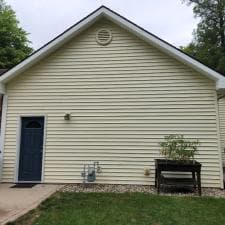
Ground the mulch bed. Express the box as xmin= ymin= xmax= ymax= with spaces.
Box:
xmin=61 ymin=183 xmax=225 ymax=198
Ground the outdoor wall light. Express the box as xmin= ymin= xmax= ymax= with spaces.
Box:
xmin=64 ymin=113 xmax=71 ymax=120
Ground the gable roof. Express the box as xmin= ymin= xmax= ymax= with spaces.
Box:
xmin=0 ymin=5 xmax=225 ymax=92
xmin=0 ymin=69 xmax=7 ymax=75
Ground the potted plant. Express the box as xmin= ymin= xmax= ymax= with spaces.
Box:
xmin=159 ymin=134 xmax=200 ymax=164
xmin=155 ymin=135 xmax=202 ymax=195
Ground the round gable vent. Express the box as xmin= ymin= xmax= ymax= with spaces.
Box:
xmin=96 ymin=29 xmax=112 ymax=46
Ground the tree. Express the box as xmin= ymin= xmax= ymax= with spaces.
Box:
xmin=181 ymin=0 xmax=225 ymax=75
xmin=0 ymin=0 xmax=33 ymax=69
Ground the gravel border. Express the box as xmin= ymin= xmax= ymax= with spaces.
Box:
xmin=61 ymin=183 xmax=225 ymax=198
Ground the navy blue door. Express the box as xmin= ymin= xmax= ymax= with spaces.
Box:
xmin=18 ymin=117 xmax=44 ymax=182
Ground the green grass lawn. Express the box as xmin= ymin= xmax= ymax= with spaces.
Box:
xmin=9 ymin=192 xmax=225 ymax=225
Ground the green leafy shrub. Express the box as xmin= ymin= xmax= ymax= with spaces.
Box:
xmin=159 ymin=135 xmax=199 ymax=161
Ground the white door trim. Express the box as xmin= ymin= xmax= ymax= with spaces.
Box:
xmin=14 ymin=115 xmax=47 ymax=183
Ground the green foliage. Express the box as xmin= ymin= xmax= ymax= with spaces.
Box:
xmin=159 ymin=134 xmax=199 ymax=160
xmin=9 ymin=192 xmax=225 ymax=225
xmin=0 ymin=0 xmax=33 ymax=69
xmin=181 ymin=0 xmax=225 ymax=75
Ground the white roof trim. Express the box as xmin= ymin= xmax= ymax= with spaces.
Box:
xmin=1 ymin=6 xmax=225 ymax=90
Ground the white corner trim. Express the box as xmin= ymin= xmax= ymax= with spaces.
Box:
xmin=0 ymin=83 xmax=6 ymax=94
xmin=0 ymin=6 xmax=225 ymax=89
xmin=215 ymin=94 xmax=224 ymax=189
xmin=0 ymin=95 xmax=8 ymax=182
xmin=216 ymin=79 xmax=225 ymax=90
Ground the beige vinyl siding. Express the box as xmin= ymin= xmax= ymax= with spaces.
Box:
xmin=2 ymin=19 xmax=222 ymax=187
xmin=218 ymin=97 xmax=225 ymax=165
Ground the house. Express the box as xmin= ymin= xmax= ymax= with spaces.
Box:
xmin=0 ymin=69 xmax=8 ymax=75
xmin=0 ymin=6 xmax=225 ymax=188
xmin=0 ymin=70 xmax=8 ymax=128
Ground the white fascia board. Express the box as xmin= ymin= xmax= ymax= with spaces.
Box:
xmin=216 ymin=79 xmax=225 ymax=90
xmin=0 ymin=8 xmax=106 ymax=84
xmin=0 ymin=6 xmax=225 ymax=90
xmin=102 ymin=10 xmax=225 ymax=90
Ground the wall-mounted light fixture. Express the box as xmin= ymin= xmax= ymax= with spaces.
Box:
xmin=64 ymin=113 xmax=71 ymax=120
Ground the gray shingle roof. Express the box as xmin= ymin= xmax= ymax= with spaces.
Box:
xmin=0 ymin=69 xmax=7 ymax=75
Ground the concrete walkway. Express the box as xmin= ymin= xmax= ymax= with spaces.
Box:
xmin=0 ymin=183 xmax=62 ymax=225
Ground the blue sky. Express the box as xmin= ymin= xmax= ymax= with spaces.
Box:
xmin=6 ymin=0 xmax=199 ymax=49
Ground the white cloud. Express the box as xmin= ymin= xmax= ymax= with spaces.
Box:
xmin=6 ymin=0 xmax=199 ymax=49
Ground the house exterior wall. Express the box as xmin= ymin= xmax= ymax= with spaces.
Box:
xmin=0 ymin=96 xmax=2 ymax=127
xmin=1 ymin=19 xmax=222 ymax=187
xmin=218 ymin=97 xmax=225 ymax=165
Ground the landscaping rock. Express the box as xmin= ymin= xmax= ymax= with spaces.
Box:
xmin=62 ymin=184 xmax=155 ymax=194
xmin=61 ymin=184 xmax=225 ymax=198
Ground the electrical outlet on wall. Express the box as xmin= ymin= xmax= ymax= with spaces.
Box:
xmin=144 ymin=167 xmax=151 ymax=176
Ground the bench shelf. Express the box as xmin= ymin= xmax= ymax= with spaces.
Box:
xmin=155 ymin=159 xmax=202 ymax=196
